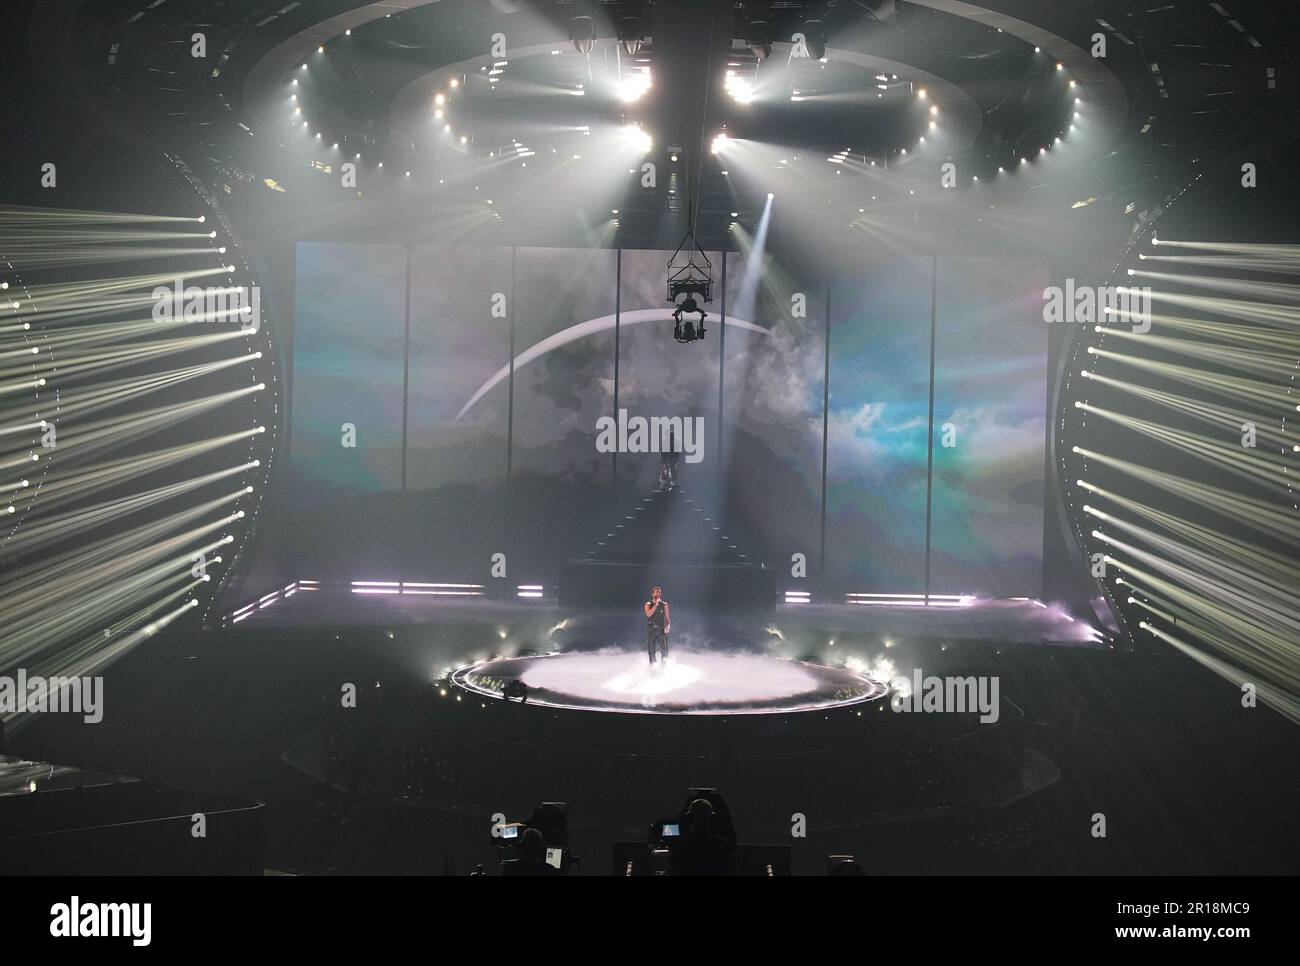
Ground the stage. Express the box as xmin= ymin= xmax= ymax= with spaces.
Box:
xmin=451 ymin=650 xmax=890 ymax=715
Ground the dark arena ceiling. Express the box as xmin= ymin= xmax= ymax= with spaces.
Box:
xmin=7 ymin=0 xmax=1300 ymax=252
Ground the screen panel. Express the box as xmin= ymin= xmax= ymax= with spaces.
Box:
xmin=721 ymin=251 xmax=826 ymax=576
xmin=402 ymin=244 xmax=513 ymax=578
xmin=930 ymin=256 xmax=1048 ymax=597
xmin=825 ymin=255 xmax=933 ymax=591
xmin=288 ymin=241 xmax=406 ymax=579
xmin=290 ymin=241 xmax=405 ymax=491
xmin=406 ymin=244 xmax=511 ymax=490
xmin=508 ymin=246 xmax=619 ymax=579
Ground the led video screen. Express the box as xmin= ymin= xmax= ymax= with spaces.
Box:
xmin=288 ymin=244 xmax=1048 ymax=594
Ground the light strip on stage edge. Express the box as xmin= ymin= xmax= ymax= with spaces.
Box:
xmin=223 ymin=578 xmax=494 ymax=623
xmin=847 ymin=599 xmax=972 ymax=608
xmin=844 ymin=593 xmax=977 ymax=607
xmin=846 ymin=593 xmax=970 ymax=600
xmin=401 ymin=590 xmax=485 ymax=596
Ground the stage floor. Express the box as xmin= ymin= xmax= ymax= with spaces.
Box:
xmin=220 ymin=584 xmax=1109 ymax=648
xmin=451 ymin=649 xmax=890 ymax=715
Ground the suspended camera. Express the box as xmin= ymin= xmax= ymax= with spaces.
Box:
xmin=666 ymin=230 xmax=712 ymax=344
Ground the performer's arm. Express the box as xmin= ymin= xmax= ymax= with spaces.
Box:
xmin=644 ymin=601 xmax=655 ymax=618
xmin=664 ymin=602 xmax=670 ymax=633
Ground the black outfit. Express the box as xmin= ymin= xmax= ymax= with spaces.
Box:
xmin=657 ymin=449 xmax=680 ymax=491
xmin=646 ymin=599 xmax=668 ymax=663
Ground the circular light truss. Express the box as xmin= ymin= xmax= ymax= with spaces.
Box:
xmin=0 ymin=155 xmax=279 ymax=703
xmin=270 ymin=22 xmax=1089 ymax=189
xmin=1057 ymin=173 xmax=1300 ymax=723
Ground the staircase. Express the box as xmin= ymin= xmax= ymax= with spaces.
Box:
xmin=558 ymin=487 xmax=774 ymax=609
xmin=583 ymin=488 xmax=748 ymax=566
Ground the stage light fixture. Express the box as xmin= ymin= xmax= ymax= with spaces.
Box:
xmin=747 ymin=19 xmax=772 ymax=60
xmin=724 ymin=70 xmax=754 ymax=103
xmin=618 ymin=15 xmax=645 ymax=56
xmin=619 ymin=69 xmax=652 ymax=102
xmin=800 ymin=19 xmax=827 ymax=61
xmin=625 ymin=125 xmax=652 ymax=152
xmin=570 ymin=15 xmax=596 ymax=54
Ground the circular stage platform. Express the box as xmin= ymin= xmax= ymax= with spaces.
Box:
xmin=451 ymin=649 xmax=890 ymax=715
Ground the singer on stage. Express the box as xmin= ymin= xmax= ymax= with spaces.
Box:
xmin=644 ymin=586 xmax=671 ymax=663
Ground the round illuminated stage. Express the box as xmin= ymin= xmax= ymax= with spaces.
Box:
xmin=451 ymin=649 xmax=890 ymax=715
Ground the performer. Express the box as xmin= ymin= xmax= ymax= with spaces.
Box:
xmin=657 ymin=429 xmax=681 ymax=491
xmin=644 ymin=585 xmax=671 ymax=663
